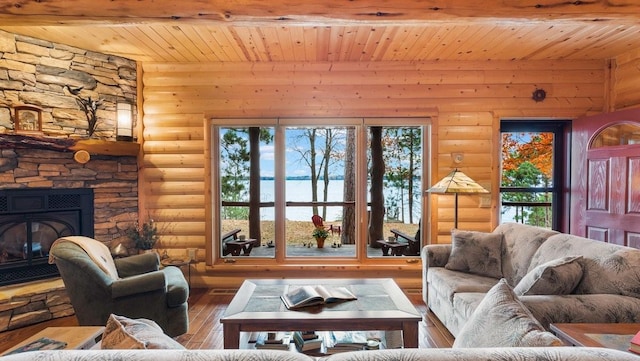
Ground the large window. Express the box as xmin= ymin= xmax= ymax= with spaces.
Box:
xmin=211 ymin=118 xmax=430 ymax=262
xmin=500 ymin=120 xmax=569 ymax=230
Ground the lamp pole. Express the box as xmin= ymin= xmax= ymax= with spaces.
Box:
xmin=454 ymin=192 xmax=459 ymax=229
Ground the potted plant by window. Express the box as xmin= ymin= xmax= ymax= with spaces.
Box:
xmin=311 ymin=227 xmax=329 ymax=248
xmin=127 ymin=219 xmax=159 ymax=253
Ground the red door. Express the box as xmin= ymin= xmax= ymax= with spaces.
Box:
xmin=570 ymin=108 xmax=640 ymax=248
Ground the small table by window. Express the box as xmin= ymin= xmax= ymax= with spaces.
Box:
xmin=376 ymin=240 xmax=408 ymax=256
xmin=225 ymin=239 xmax=257 ymax=256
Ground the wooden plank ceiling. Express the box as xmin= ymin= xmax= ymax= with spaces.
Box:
xmin=1 ymin=0 xmax=640 ymax=63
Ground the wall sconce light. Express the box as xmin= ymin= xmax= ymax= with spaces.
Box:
xmin=116 ymin=101 xmax=133 ymax=141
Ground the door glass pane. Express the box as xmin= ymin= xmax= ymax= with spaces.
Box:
xmin=367 ymin=126 xmax=422 ymax=258
xmin=284 ymin=126 xmax=354 ymax=257
xmin=219 ymin=126 xmax=275 ymax=257
xmin=590 ymin=122 xmax=640 ymax=148
xmin=500 ymin=132 xmax=554 ymax=227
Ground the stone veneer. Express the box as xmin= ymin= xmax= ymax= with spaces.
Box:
xmin=0 ymin=29 xmax=139 ymax=330
xmin=0 ymin=279 xmax=73 ymax=332
xmin=0 ymin=30 xmax=136 ymax=138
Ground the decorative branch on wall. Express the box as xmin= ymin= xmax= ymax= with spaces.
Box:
xmin=65 ymin=85 xmax=103 ymax=137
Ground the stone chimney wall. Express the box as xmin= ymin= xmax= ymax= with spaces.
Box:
xmin=0 ymin=30 xmax=139 ymax=330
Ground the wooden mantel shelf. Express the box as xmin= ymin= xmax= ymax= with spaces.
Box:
xmin=0 ymin=134 xmax=140 ymax=156
xmin=70 ymin=139 xmax=140 ymax=156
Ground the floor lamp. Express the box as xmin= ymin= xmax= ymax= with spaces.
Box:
xmin=427 ymin=169 xmax=489 ymax=229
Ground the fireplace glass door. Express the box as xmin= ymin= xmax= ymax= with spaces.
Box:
xmin=0 ymin=211 xmax=80 ymax=285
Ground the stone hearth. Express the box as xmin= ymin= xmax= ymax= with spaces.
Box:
xmin=0 ymin=278 xmax=73 ymax=332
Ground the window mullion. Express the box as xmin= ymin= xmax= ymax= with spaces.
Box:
xmin=274 ymin=124 xmax=287 ymax=261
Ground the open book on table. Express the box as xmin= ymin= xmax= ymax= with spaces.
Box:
xmin=281 ymin=285 xmax=357 ymax=310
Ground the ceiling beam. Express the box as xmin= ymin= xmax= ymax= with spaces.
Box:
xmin=0 ymin=0 xmax=639 ymax=26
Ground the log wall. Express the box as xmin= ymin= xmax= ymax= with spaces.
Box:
xmin=614 ymin=49 xmax=640 ymax=110
xmin=141 ymin=60 xmax=608 ymax=267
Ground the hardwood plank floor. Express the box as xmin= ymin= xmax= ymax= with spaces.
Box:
xmin=0 ymin=288 xmax=453 ymax=353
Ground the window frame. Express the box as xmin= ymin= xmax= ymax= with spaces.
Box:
xmin=205 ymin=117 xmax=431 ymax=267
xmin=499 ymin=120 xmax=570 ymax=231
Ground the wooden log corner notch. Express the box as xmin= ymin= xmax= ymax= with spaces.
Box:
xmin=0 ymin=134 xmax=140 ymax=157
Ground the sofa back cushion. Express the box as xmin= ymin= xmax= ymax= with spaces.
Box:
xmin=445 ymin=229 xmax=503 ymax=279
xmin=513 ymin=256 xmax=583 ymax=296
xmin=492 ymin=223 xmax=558 ymax=286
xmin=530 ymin=234 xmax=640 ymax=297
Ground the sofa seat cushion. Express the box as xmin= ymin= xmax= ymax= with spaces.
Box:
xmin=514 ymin=256 xmax=583 ymax=296
xmin=428 ymin=267 xmax=498 ymax=302
xmin=452 ymin=292 xmax=486 ymax=323
xmin=453 ymin=279 xmax=563 ymax=348
xmin=521 ymin=294 xmax=640 ymax=330
xmin=445 ymin=229 xmax=504 ymax=279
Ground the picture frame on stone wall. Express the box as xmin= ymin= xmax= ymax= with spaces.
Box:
xmin=14 ymin=105 xmax=43 ymax=134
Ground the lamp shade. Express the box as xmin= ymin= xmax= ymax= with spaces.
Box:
xmin=116 ymin=101 xmax=133 ymax=141
xmin=427 ymin=169 xmax=489 ymax=194
xmin=428 ymin=169 xmax=488 ymax=229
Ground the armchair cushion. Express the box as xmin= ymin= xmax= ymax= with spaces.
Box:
xmin=111 ymin=271 xmax=167 ymax=299
xmin=453 ymin=279 xmax=563 ymax=348
xmin=102 ymin=314 xmax=185 ymax=350
xmin=514 ymin=256 xmax=583 ymax=296
xmin=445 ymin=229 xmax=503 ymax=279
xmin=114 ymin=252 xmax=160 ymax=277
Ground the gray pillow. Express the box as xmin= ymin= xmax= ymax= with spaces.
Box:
xmin=453 ymin=279 xmax=563 ymax=348
xmin=445 ymin=229 xmax=503 ymax=278
xmin=514 ymin=256 xmax=583 ymax=296
xmin=101 ymin=314 xmax=185 ymax=350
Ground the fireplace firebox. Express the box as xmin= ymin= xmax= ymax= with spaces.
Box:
xmin=0 ymin=188 xmax=94 ymax=286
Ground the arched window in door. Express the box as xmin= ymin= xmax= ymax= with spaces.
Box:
xmin=590 ymin=122 xmax=640 ymax=148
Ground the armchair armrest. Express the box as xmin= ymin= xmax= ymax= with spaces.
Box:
xmin=114 ymin=252 xmax=160 ymax=277
xmin=421 ymin=244 xmax=452 ymax=268
xmin=111 ymin=271 xmax=166 ymax=298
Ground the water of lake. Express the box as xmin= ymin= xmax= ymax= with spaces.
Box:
xmin=257 ymin=179 xmax=421 ymax=222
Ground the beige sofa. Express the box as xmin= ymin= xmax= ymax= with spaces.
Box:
xmin=422 ymin=223 xmax=640 ymax=337
xmin=1 ymin=348 xmax=638 ymax=361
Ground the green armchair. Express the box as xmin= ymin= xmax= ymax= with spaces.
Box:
xmin=49 ymin=236 xmax=189 ymax=337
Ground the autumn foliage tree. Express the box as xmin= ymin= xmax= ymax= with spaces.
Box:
xmin=501 ymin=132 xmax=554 ymax=227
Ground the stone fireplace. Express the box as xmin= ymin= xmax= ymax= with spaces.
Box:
xmin=0 ymin=143 xmax=138 ymax=331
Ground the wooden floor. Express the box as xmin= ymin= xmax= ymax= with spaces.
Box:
xmin=0 ymin=288 xmax=454 ymax=353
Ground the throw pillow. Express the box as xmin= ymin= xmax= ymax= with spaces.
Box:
xmin=445 ymin=229 xmax=503 ymax=278
xmin=514 ymin=256 xmax=583 ymax=296
xmin=101 ymin=314 xmax=185 ymax=349
xmin=453 ymin=279 xmax=563 ymax=348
